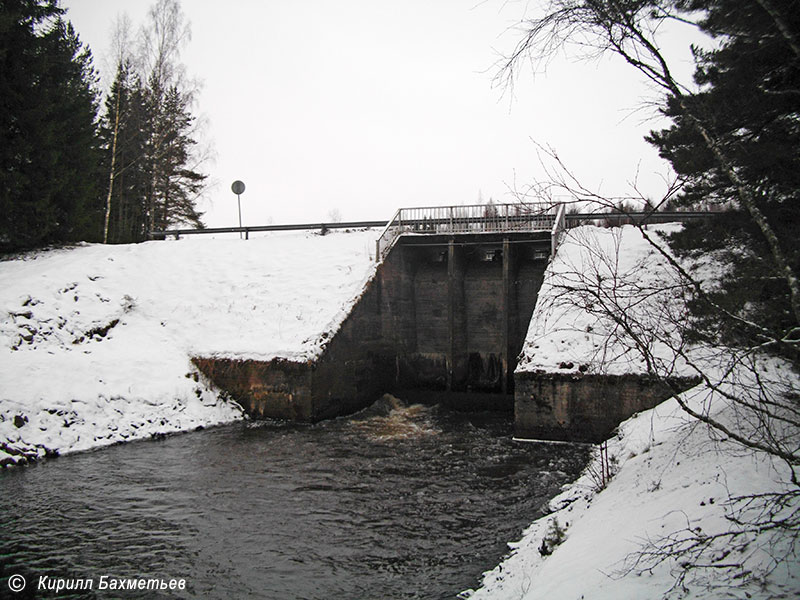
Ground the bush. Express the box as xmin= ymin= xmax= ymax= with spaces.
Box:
xmin=539 ymin=518 xmax=566 ymax=556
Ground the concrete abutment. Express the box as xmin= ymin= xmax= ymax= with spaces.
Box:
xmin=514 ymin=371 xmax=700 ymax=443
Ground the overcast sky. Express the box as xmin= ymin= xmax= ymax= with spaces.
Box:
xmin=61 ymin=0 xmax=695 ymax=229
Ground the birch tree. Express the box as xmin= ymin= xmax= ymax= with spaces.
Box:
xmin=99 ymin=0 xmax=206 ymax=242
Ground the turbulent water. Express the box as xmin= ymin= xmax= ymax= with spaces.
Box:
xmin=0 ymin=396 xmax=589 ymax=599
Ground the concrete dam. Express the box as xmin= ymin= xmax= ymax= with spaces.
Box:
xmin=193 ymin=204 xmax=689 ymax=442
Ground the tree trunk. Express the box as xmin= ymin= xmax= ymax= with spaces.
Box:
xmin=753 ymin=0 xmax=800 ymax=59
xmin=103 ymin=88 xmax=121 ymax=244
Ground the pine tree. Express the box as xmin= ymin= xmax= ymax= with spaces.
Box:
xmin=645 ymin=0 xmax=800 ymax=343
xmin=152 ymin=85 xmax=205 ymax=229
xmin=139 ymin=0 xmax=205 ymax=236
xmin=648 ymin=0 xmax=800 ymax=218
xmin=0 ymin=0 xmax=102 ymax=250
xmin=0 ymin=0 xmax=64 ymax=249
xmin=39 ymin=18 xmax=103 ymax=243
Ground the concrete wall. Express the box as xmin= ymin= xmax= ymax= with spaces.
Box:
xmin=514 ymin=371 xmax=699 ymax=443
xmin=393 ymin=235 xmax=549 ymax=404
xmin=191 ymin=357 xmax=315 ymax=420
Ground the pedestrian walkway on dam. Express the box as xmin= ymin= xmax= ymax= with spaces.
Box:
xmin=374 ymin=202 xmax=566 ymax=261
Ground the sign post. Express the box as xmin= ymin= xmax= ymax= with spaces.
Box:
xmin=231 ymin=180 xmax=246 ymax=239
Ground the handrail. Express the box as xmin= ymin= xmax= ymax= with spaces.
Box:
xmin=374 ymin=202 xmax=559 ymax=262
xmin=374 ymin=208 xmax=402 ymax=263
xmin=149 ymin=209 xmax=719 ymax=248
xmin=149 ymin=210 xmax=725 ymax=254
xmin=150 ymin=220 xmax=388 ymax=240
xmin=550 ymin=203 xmax=566 ymax=256
xmin=564 ymin=210 xmax=717 ymax=223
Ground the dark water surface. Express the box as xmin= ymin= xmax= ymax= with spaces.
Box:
xmin=1 ymin=399 xmax=589 ymax=599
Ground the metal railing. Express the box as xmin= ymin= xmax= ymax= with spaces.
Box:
xmin=148 ymin=209 xmax=717 ymax=251
xmin=149 ymin=220 xmax=388 ymax=240
xmin=375 ymin=203 xmax=559 ymax=262
xmin=550 ymin=203 xmax=566 ymax=256
xmin=148 ymin=205 xmax=725 ymax=239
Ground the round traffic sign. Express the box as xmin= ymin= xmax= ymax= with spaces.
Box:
xmin=231 ymin=180 xmax=246 ymax=195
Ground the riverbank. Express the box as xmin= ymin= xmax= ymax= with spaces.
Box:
xmin=467 ymin=364 xmax=799 ymax=599
xmin=0 ymin=230 xmax=377 ymax=466
xmin=468 ymin=224 xmax=800 ymax=599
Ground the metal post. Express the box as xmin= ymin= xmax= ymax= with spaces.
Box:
xmin=237 ymin=194 xmax=243 ymax=240
xmin=502 ymin=237 xmax=513 ymax=394
xmin=231 ymin=180 xmax=246 ymax=240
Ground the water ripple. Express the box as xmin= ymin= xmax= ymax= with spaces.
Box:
xmin=1 ymin=398 xmax=589 ymax=599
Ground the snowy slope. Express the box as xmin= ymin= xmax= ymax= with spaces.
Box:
xmin=468 ymin=223 xmax=800 ymax=599
xmin=0 ymin=229 xmax=378 ymax=465
xmin=516 ymin=224 xmax=692 ymax=377
xmin=466 ymin=365 xmax=799 ymax=600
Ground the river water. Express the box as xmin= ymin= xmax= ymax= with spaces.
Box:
xmin=1 ymin=397 xmax=589 ymax=599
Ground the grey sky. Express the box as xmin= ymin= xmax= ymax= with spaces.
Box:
xmin=62 ymin=0 xmax=690 ymax=228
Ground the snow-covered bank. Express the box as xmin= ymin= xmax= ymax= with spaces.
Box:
xmin=468 ymin=223 xmax=800 ymax=599
xmin=516 ymin=223 xmax=691 ymax=377
xmin=466 ymin=368 xmax=800 ymax=599
xmin=0 ymin=229 xmax=378 ymax=466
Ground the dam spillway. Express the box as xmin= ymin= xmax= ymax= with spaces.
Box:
xmin=193 ymin=229 xmax=553 ymax=420
xmin=193 ymin=207 xmax=699 ymax=443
